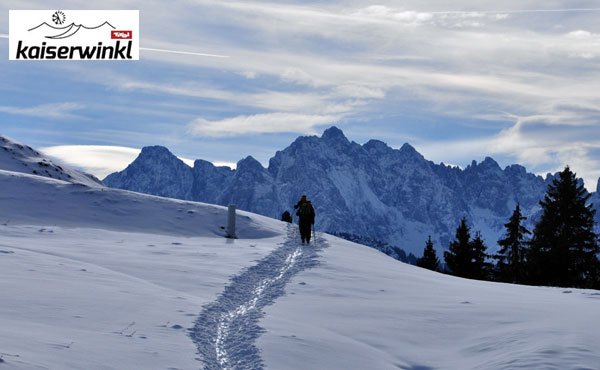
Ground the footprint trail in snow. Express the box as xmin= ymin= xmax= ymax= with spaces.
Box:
xmin=190 ymin=225 xmax=325 ymax=370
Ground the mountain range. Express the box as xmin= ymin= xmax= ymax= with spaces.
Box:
xmin=104 ymin=127 xmax=600 ymax=255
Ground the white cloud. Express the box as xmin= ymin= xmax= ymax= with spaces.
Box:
xmin=281 ymin=67 xmax=322 ymax=87
xmin=335 ymin=84 xmax=385 ymax=99
xmin=240 ymin=71 xmax=258 ymax=79
xmin=352 ymin=6 xmax=434 ymax=26
xmin=568 ymin=52 xmax=595 ymax=59
xmin=566 ymin=30 xmax=594 ymax=38
xmin=0 ymin=102 xmax=84 ymax=119
xmin=40 ymin=145 xmax=196 ymax=179
xmin=188 ymin=112 xmax=337 ymax=137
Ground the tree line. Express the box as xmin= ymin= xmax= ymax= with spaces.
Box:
xmin=416 ymin=166 xmax=600 ymax=289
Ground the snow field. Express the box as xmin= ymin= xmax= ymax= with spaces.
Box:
xmin=259 ymin=236 xmax=600 ymax=370
xmin=0 ymin=225 xmax=284 ymax=369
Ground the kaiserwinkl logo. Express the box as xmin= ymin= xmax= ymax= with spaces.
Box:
xmin=9 ymin=10 xmax=139 ymax=60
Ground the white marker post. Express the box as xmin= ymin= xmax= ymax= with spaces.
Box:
xmin=227 ymin=204 xmax=237 ymax=239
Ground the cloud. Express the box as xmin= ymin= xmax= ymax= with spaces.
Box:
xmin=240 ymin=71 xmax=258 ymax=79
xmin=566 ymin=30 xmax=594 ymax=38
xmin=40 ymin=145 xmax=196 ymax=179
xmin=335 ymin=84 xmax=385 ymax=99
xmin=3 ymin=1 xmax=600 ymax=191
xmin=188 ymin=112 xmax=337 ymax=137
xmin=280 ymin=67 xmax=322 ymax=87
xmin=351 ymin=6 xmax=434 ymax=26
xmin=417 ymin=115 xmax=600 ymax=191
xmin=0 ymin=102 xmax=84 ymax=119
xmin=491 ymin=119 xmax=600 ymax=190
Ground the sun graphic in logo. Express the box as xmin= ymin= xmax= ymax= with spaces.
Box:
xmin=52 ymin=10 xmax=66 ymax=25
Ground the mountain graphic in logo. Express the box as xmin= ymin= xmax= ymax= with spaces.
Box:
xmin=28 ymin=11 xmax=115 ymax=39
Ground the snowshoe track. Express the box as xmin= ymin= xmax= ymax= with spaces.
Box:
xmin=190 ymin=225 xmax=326 ymax=370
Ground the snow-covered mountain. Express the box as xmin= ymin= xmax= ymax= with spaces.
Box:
xmin=105 ymin=127 xmax=581 ymax=255
xmin=2 ymin=140 xmax=599 ymax=370
xmin=1 ymin=135 xmax=102 ymax=187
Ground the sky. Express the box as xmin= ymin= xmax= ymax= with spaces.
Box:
xmin=0 ymin=1 xmax=599 ymax=190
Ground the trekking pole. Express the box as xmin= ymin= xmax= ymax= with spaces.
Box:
xmin=313 ymin=224 xmax=316 ymax=243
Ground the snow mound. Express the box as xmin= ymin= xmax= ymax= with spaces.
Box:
xmin=0 ymin=134 xmax=103 ymax=187
xmin=0 ymin=170 xmax=282 ymax=238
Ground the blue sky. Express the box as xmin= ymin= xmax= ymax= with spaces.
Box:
xmin=1 ymin=1 xmax=600 ymax=190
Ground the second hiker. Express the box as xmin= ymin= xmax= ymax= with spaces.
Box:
xmin=294 ymin=195 xmax=315 ymax=244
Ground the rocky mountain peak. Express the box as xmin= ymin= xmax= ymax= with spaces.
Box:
xmin=321 ymin=126 xmax=349 ymax=144
xmin=138 ymin=145 xmax=180 ymax=162
xmin=467 ymin=157 xmax=501 ymax=172
xmin=505 ymin=164 xmax=527 ymax=175
xmin=480 ymin=156 xmax=501 ymax=170
xmin=398 ymin=143 xmax=425 ymax=162
xmin=193 ymin=159 xmax=215 ymax=171
xmin=236 ymin=155 xmax=265 ymax=173
xmin=363 ymin=139 xmax=391 ymax=154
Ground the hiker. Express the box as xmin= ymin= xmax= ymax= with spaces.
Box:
xmin=294 ymin=196 xmax=315 ymax=244
xmin=281 ymin=210 xmax=292 ymax=223
xmin=294 ymin=195 xmax=307 ymax=209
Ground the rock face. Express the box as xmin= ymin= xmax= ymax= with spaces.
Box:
xmin=104 ymin=146 xmax=193 ymax=198
xmin=104 ymin=126 xmax=596 ymax=255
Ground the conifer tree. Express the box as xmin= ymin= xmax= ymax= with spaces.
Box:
xmin=417 ymin=236 xmax=440 ymax=272
xmin=528 ymin=166 xmax=600 ymax=288
xmin=444 ymin=217 xmax=472 ymax=278
xmin=494 ymin=204 xmax=530 ymax=283
xmin=471 ymin=231 xmax=491 ymax=280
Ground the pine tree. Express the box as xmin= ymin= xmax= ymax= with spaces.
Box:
xmin=417 ymin=236 xmax=440 ymax=271
xmin=528 ymin=166 xmax=600 ymax=288
xmin=494 ymin=204 xmax=530 ymax=283
xmin=470 ymin=231 xmax=491 ymax=280
xmin=444 ymin=217 xmax=472 ymax=278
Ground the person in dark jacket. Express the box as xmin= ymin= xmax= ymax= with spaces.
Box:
xmin=281 ymin=210 xmax=292 ymax=223
xmin=294 ymin=195 xmax=307 ymax=209
xmin=295 ymin=196 xmax=315 ymax=244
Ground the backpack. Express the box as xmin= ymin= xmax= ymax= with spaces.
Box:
xmin=298 ymin=203 xmax=311 ymax=217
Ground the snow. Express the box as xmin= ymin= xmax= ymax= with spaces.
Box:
xmin=0 ymin=170 xmax=279 ymax=239
xmin=259 ymin=236 xmax=600 ymax=370
xmin=0 ymin=135 xmax=102 ymax=188
xmin=0 ymin=225 xmax=283 ymax=370
xmin=1 ymin=159 xmax=600 ymax=369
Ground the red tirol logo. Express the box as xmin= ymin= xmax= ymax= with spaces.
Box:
xmin=111 ymin=30 xmax=132 ymax=39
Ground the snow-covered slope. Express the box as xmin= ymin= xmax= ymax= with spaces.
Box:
xmin=1 ymin=149 xmax=600 ymax=369
xmin=0 ymin=135 xmax=103 ymax=187
xmin=0 ymin=167 xmax=284 ymax=369
xmin=259 ymin=236 xmax=600 ymax=369
xmin=0 ymin=170 xmax=278 ymax=238
xmin=104 ymin=127 xmax=575 ymax=255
